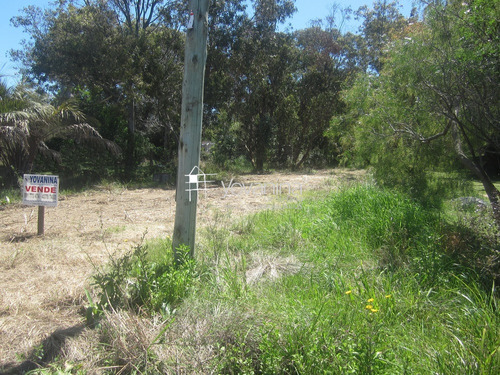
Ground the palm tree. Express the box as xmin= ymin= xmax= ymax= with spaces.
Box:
xmin=0 ymin=81 xmax=120 ymax=183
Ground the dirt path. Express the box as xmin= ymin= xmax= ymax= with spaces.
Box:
xmin=0 ymin=169 xmax=363 ymax=366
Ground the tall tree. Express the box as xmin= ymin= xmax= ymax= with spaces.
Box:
xmin=334 ymin=0 xmax=500 ymax=230
xmin=204 ymin=0 xmax=249 ymax=130
xmin=355 ymin=0 xmax=407 ymax=73
xmin=11 ymin=0 xmax=183 ymax=174
xmin=410 ymin=0 xmax=500 ymax=228
xmin=231 ymin=30 xmax=296 ymax=171
xmin=288 ymin=26 xmax=344 ymax=168
xmin=109 ymin=0 xmax=166 ymax=35
xmin=227 ymin=0 xmax=296 ymax=171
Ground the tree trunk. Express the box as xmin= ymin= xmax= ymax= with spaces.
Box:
xmin=482 ymin=180 xmax=500 ymax=234
xmin=255 ymin=153 xmax=265 ymax=172
xmin=23 ymin=137 xmax=40 ymax=175
xmin=452 ymin=124 xmax=500 ymax=233
xmin=125 ymin=98 xmax=136 ymax=176
xmin=254 ymin=115 xmax=270 ymax=172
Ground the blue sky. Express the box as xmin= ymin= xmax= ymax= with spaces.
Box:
xmin=1 ymin=0 xmax=414 ymax=86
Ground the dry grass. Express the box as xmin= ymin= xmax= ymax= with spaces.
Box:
xmin=0 ymin=169 xmax=365 ymax=371
xmin=245 ymin=252 xmax=303 ymax=284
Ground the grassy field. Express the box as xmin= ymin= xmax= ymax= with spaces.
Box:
xmin=4 ymin=182 xmax=500 ymax=374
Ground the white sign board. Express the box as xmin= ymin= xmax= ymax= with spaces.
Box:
xmin=22 ymin=174 xmax=59 ymax=207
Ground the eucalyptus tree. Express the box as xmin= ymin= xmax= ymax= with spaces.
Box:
xmin=204 ymin=0 xmax=249 ymax=129
xmin=287 ymin=26 xmax=345 ymax=168
xmin=108 ymin=0 xmax=166 ymax=35
xmin=231 ymin=30 xmax=297 ymax=171
xmin=225 ymin=0 xmax=296 ymax=171
xmin=355 ymin=0 xmax=408 ymax=73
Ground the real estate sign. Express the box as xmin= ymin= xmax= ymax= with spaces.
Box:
xmin=22 ymin=174 xmax=59 ymax=207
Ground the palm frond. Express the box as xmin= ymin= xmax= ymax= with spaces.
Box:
xmin=66 ymin=123 xmax=122 ymax=156
xmin=0 ymin=111 xmax=33 ymax=124
xmin=1 ymin=82 xmax=120 ymax=177
xmin=55 ymin=99 xmax=85 ymax=122
xmin=0 ymin=120 xmax=30 ymax=145
xmin=27 ymin=102 xmax=58 ymax=121
xmin=38 ymin=142 xmax=62 ymax=164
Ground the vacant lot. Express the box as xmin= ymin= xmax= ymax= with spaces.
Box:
xmin=0 ymin=169 xmax=363 ymax=367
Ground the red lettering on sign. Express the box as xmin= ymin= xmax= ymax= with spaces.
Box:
xmin=24 ymin=185 xmax=57 ymax=194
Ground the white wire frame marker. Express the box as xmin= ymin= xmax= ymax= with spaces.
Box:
xmin=185 ymin=166 xmax=217 ymax=202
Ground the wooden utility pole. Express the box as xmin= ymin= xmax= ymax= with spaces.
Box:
xmin=172 ymin=0 xmax=210 ymax=260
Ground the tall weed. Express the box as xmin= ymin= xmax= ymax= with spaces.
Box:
xmin=87 ymin=240 xmax=196 ymax=322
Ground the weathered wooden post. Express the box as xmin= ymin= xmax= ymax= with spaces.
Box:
xmin=172 ymin=0 xmax=210 ymax=260
xmin=38 ymin=206 xmax=45 ymax=235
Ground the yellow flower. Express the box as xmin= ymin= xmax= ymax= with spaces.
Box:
xmin=385 ymin=294 xmax=392 ymax=298
xmin=370 ymin=308 xmax=379 ymax=313
xmin=365 ymin=305 xmax=373 ymax=310
xmin=345 ymin=290 xmax=352 ymax=295
xmin=367 ymin=298 xmax=374 ymax=303
xmin=124 ymin=239 xmax=129 ymax=242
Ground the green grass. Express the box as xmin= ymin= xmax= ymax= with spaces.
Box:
xmin=0 ymin=186 xmax=20 ymax=204
xmin=192 ymin=184 xmax=498 ymax=374
xmin=71 ymin=184 xmax=500 ymax=373
xmin=472 ymin=180 xmax=500 ymax=199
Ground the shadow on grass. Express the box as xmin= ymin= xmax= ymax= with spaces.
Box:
xmin=4 ymin=233 xmax=40 ymax=243
xmin=0 ymin=324 xmax=86 ymax=375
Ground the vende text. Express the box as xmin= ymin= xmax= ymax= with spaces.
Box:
xmin=25 ymin=186 xmax=57 ymax=193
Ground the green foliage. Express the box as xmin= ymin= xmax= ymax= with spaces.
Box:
xmin=197 ymin=185 xmax=499 ymax=373
xmin=87 ymin=240 xmax=196 ymax=323
xmin=208 ymin=110 xmax=242 ymax=168
xmin=330 ymin=67 xmax=472 ymax=208
xmin=24 ymin=362 xmax=85 ymax=375
xmin=10 ymin=0 xmax=417 ymax=175
xmin=80 ymin=184 xmax=500 ymax=373
xmin=0 ymin=81 xmax=120 ymax=185
xmin=329 ymin=0 xmax=500 ymax=225
xmin=12 ymin=1 xmax=184 ymax=176
xmin=355 ymin=0 xmax=409 ymax=73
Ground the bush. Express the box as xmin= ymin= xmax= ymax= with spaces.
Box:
xmin=87 ymin=240 xmax=196 ymax=323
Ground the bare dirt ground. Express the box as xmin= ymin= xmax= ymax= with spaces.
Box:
xmin=0 ymin=169 xmax=364 ymax=369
